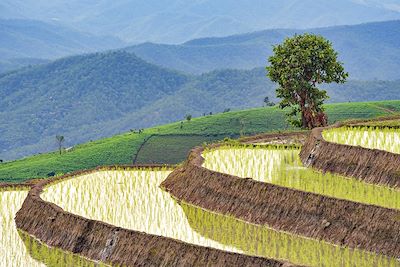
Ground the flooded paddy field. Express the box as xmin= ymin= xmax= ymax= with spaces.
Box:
xmin=36 ymin=169 xmax=399 ymax=266
xmin=203 ymin=146 xmax=400 ymax=209
xmin=0 ymin=188 xmax=103 ymax=267
xmin=323 ymin=126 xmax=400 ymax=154
xmin=2 ymin=133 xmax=399 ymax=266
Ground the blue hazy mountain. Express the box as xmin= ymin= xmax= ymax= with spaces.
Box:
xmin=0 ymin=18 xmax=126 ymax=71
xmin=1 ymin=0 xmax=400 ymax=43
xmin=0 ymin=19 xmax=126 ymax=59
xmin=125 ymin=20 xmax=400 ymax=80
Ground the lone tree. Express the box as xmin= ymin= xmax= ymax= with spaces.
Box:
xmin=56 ymin=135 xmax=64 ymax=155
xmin=267 ymin=33 xmax=348 ymax=129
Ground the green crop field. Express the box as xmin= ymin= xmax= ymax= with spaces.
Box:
xmin=134 ymin=134 xmax=231 ymax=164
xmin=1 ymin=100 xmax=399 ymax=183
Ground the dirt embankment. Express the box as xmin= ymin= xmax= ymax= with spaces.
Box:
xmin=299 ymin=125 xmax=400 ymax=189
xmin=161 ymin=147 xmax=400 ymax=259
xmin=0 ymin=179 xmax=43 ymax=189
xmin=240 ymin=131 xmax=308 ymax=145
xmin=15 ymin=165 xmax=295 ymax=267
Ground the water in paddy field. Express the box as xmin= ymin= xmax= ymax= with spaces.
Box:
xmin=0 ymin=189 xmax=43 ymax=267
xmin=0 ymin=188 xmax=105 ymax=267
xmin=39 ymin=169 xmax=398 ymax=267
xmin=203 ymin=146 xmax=400 ymax=209
xmin=323 ymin=126 xmax=400 ymax=154
xmin=1 ymin=144 xmax=399 ymax=267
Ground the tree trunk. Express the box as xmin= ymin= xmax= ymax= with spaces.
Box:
xmin=299 ymin=95 xmax=328 ymax=129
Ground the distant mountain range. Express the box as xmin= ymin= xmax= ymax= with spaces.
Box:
xmin=0 ymin=58 xmax=50 ymax=74
xmin=1 ymin=20 xmax=399 ymax=80
xmin=1 ymin=2 xmax=400 ymax=159
xmin=125 ymin=20 xmax=400 ymax=80
xmin=1 ymin=51 xmax=399 ymax=160
xmin=0 ymin=19 xmax=126 ymax=71
xmin=1 ymin=0 xmax=400 ymax=43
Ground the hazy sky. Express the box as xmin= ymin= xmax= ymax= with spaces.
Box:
xmin=1 ymin=0 xmax=400 ymax=43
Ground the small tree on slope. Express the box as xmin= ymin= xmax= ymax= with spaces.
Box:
xmin=267 ymin=33 xmax=348 ymax=129
xmin=56 ymin=135 xmax=64 ymax=155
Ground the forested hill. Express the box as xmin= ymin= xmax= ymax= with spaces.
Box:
xmin=126 ymin=20 xmax=400 ymax=80
xmin=1 ymin=50 xmax=400 ymax=160
xmin=0 ymin=51 xmax=189 ymax=160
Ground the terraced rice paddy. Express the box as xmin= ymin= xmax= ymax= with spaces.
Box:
xmin=0 ymin=188 xmax=103 ymax=267
xmin=323 ymin=126 xmax=400 ymax=154
xmin=3 ymin=126 xmax=400 ymax=266
xmin=41 ymin=169 xmax=399 ymax=266
xmin=0 ymin=188 xmax=43 ymax=267
xmin=18 ymin=231 xmax=106 ymax=267
xmin=203 ymin=145 xmax=400 ymax=209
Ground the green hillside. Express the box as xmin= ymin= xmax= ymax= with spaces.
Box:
xmin=1 ymin=100 xmax=399 ymax=183
xmin=0 ymin=51 xmax=189 ymax=160
xmin=2 ymin=50 xmax=400 ymax=161
xmin=134 ymin=135 xmax=230 ymax=165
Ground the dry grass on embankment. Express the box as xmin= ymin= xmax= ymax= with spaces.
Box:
xmin=239 ymin=131 xmax=308 ymax=145
xmin=161 ymin=142 xmax=400 ymax=259
xmin=14 ymin=165 xmax=297 ymax=267
xmin=300 ymin=124 xmax=400 ymax=189
xmin=10 ymin=125 xmax=400 ymax=265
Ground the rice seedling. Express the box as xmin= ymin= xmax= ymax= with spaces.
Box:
xmin=41 ymin=169 xmax=399 ymax=266
xmin=323 ymin=126 xmax=400 ymax=154
xmin=0 ymin=188 xmax=44 ymax=267
xmin=203 ymin=146 xmax=400 ymax=209
xmin=0 ymin=188 xmax=100 ymax=267
xmin=42 ymin=169 xmax=240 ymax=254
xmin=18 ymin=230 xmax=108 ymax=267
xmin=181 ymin=202 xmax=399 ymax=267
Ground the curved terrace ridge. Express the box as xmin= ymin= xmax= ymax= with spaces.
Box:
xmin=14 ymin=166 xmax=295 ymax=267
xmin=12 ymin=130 xmax=400 ymax=265
xmin=160 ymin=132 xmax=400 ymax=259
xmin=300 ymin=124 xmax=400 ymax=189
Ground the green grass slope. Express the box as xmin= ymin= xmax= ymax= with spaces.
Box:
xmin=1 ymin=100 xmax=399 ymax=183
xmin=3 ymin=50 xmax=400 ymax=162
xmin=134 ymin=135 xmax=230 ymax=165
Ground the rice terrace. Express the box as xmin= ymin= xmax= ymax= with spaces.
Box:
xmin=2 ymin=2 xmax=400 ymax=266
xmin=0 ymin=101 xmax=399 ymax=266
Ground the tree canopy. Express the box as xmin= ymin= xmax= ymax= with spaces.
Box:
xmin=267 ymin=33 xmax=348 ymax=129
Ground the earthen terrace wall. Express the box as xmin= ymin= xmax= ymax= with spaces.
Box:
xmin=14 ymin=165 xmax=294 ymax=267
xmin=161 ymin=145 xmax=400 ymax=259
xmin=12 ymin=127 xmax=400 ymax=265
xmin=299 ymin=124 xmax=400 ymax=189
